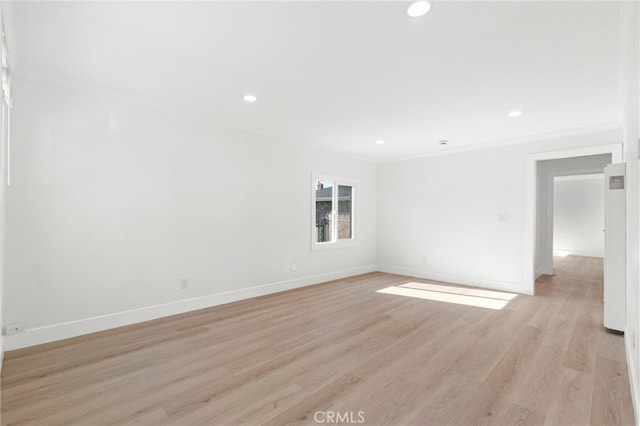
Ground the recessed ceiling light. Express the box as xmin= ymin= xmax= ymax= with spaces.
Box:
xmin=376 ymin=139 xmax=385 ymax=145
xmin=439 ymin=139 xmax=448 ymax=145
xmin=243 ymin=94 xmax=258 ymax=103
xmin=507 ymin=109 xmax=523 ymax=117
xmin=406 ymin=1 xmax=432 ymax=18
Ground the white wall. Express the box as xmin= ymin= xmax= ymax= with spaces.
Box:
xmin=553 ymin=174 xmax=604 ymax=258
xmin=619 ymin=1 xmax=640 ymax=420
xmin=377 ymin=129 xmax=621 ymax=295
xmin=0 ymin=93 xmax=8 ymax=367
xmin=4 ymin=75 xmax=377 ymax=349
xmin=0 ymin=76 xmax=5 ymax=369
xmin=0 ymin=0 xmax=14 ymax=370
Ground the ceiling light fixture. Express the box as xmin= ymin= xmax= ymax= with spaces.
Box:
xmin=376 ymin=139 xmax=385 ymax=145
xmin=507 ymin=109 xmax=523 ymax=117
xmin=243 ymin=94 xmax=258 ymax=103
xmin=406 ymin=1 xmax=432 ymax=18
xmin=439 ymin=140 xmax=448 ymax=145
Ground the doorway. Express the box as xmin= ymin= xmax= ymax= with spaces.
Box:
xmin=524 ymin=144 xmax=623 ymax=295
xmin=534 ymin=154 xmax=611 ymax=280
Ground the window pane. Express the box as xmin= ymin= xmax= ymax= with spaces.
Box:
xmin=338 ymin=185 xmax=352 ymax=240
xmin=315 ymin=180 xmax=334 ymax=243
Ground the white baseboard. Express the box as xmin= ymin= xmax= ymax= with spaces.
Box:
xmin=625 ymin=329 xmax=639 ymax=425
xmin=376 ymin=264 xmax=531 ymax=295
xmin=554 ymin=251 xmax=604 ymax=258
xmin=5 ymin=265 xmax=377 ymax=351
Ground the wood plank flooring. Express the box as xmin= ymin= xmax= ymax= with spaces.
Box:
xmin=1 ymin=256 xmax=634 ymax=425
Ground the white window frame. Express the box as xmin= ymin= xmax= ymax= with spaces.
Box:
xmin=311 ymin=173 xmax=357 ymax=251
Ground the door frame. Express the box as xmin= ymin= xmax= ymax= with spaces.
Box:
xmin=524 ymin=143 xmax=623 ymax=295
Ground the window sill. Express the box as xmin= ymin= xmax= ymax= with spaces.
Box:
xmin=311 ymin=239 xmax=358 ymax=251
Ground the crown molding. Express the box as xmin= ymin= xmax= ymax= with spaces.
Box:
xmin=378 ymin=122 xmax=622 ymax=164
xmin=13 ymin=68 xmax=378 ymax=165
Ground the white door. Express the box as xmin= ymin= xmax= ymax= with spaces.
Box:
xmin=603 ymin=163 xmax=626 ymax=332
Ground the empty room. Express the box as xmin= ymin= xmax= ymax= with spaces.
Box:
xmin=0 ymin=1 xmax=639 ymax=425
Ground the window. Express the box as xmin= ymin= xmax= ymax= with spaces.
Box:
xmin=312 ymin=174 xmax=356 ymax=249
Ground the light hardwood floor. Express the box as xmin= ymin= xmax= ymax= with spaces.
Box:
xmin=1 ymin=256 xmax=634 ymax=425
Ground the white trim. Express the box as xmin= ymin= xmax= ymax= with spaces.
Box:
xmin=524 ymin=143 xmax=623 ymax=295
xmin=524 ymin=154 xmax=537 ymax=293
xmin=6 ymin=97 xmax=9 ymax=186
xmin=554 ymin=173 xmax=604 ymax=182
xmin=543 ymin=169 xmax=555 ymax=277
xmin=551 ymin=251 xmax=604 ymax=258
xmin=527 ymin=144 xmax=623 ymax=163
xmin=5 ymin=265 xmax=377 ymax=351
xmin=376 ymin=264 xmax=530 ymax=295
xmin=380 ymin=122 xmax=620 ymax=164
xmin=312 ymin=239 xmax=358 ymax=251
xmin=625 ymin=329 xmax=639 ymax=425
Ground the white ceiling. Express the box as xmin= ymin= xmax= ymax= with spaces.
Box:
xmin=10 ymin=1 xmax=622 ymax=161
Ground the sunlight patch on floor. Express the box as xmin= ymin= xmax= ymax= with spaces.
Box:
xmin=376 ymin=283 xmax=517 ymax=310
xmin=399 ymin=282 xmax=517 ymax=301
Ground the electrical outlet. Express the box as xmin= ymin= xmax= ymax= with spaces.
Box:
xmin=180 ymin=278 xmax=189 ymax=290
xmin=6 ymin=322 xmax=26 ymax=335
xmin=291 ymin=263 xmax=297 ymax=272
